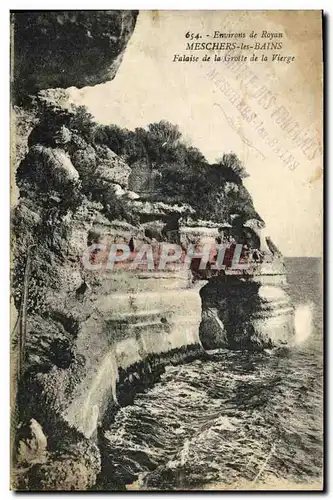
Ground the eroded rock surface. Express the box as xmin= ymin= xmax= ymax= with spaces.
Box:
xmin=12 ymin=11 xmax=138 ymax=96
xmin=11 ymin=10 xmax=294 ymax=491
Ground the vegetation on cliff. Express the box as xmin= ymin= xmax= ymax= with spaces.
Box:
xmin=29 ymin=105 xmax=260 ymax=223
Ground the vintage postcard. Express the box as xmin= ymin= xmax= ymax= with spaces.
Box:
xmin=10 ymin=10 xmax=323 ymax=491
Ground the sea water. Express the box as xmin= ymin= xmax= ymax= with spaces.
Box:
xmin=103 ymin=257 xmax=323 ymax=490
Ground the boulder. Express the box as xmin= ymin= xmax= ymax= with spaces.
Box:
xmin=71 ymin=146 xmax=97 ymax=179
xmin=17 ymin=146 xmax=79 ymax=192
xmin=16 ymin=419 xmax=48 ymax=465
xmin=94 ymin=145 xmax=131 ymax=188
xmin=123 ymin=190 xmax=140 ymax=200
xmin=109 ymin=183 xmax=126 ymax=198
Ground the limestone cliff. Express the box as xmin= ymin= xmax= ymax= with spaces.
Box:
xmin=11 ymin=11 xmax=141 ymax=490
xmin=12 ymin=93 xmax=293 ymax=491
xmin=11 ymin=11 xmax=293 ymax=491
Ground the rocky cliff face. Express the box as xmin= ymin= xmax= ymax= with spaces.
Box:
xmin=11 ymin=28 xmax=208 ymax=495
xmin=12 ymin=95 xmax=208 ymax=489
xmin=11 ymin=11 xmax=294 ymax=491
xmin=11 ymin=11 xmax=142 ymax=490
xmin=12 ymin=11 xmax=138 ymax=97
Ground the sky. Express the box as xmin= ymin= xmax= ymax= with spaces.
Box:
xmin=68 ymin=10 xmax=323 ymax=257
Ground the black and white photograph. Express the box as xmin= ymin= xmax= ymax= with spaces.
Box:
xmin=9 ymin=9 xmax=323 ymax=491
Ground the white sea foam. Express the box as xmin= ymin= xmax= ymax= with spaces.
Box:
xmin=294 ymin=302 xmax=314 ymax=344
